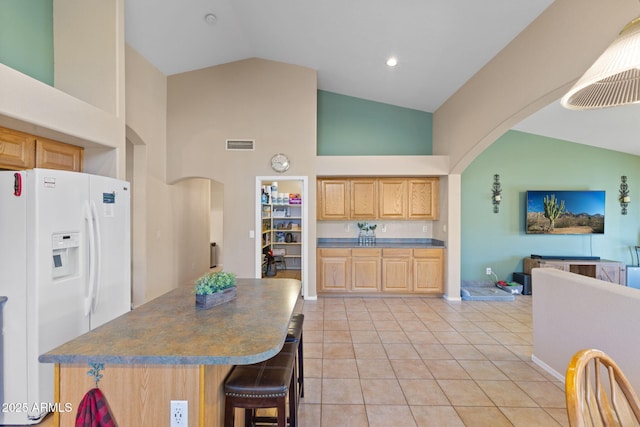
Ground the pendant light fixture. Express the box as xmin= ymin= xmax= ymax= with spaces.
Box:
xmin=561 ymin=17 xmax=640 ymax=110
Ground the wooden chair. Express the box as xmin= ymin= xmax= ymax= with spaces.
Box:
xmin=565 ymin=349 xmax=640 ymax=426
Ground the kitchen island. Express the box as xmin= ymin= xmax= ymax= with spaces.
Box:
xmin=40 ymin=278 xmax=301 ymax=427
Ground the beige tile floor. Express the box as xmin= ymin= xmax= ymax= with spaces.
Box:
xmin=294 ymin=295 xmax=568 ymax=427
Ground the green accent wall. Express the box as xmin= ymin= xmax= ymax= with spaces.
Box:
xmin=317 ymin=90 xmax=432 ymax=155
xmin=461 ymin=130 xmax=640 ymax=283
xmin=0 ymin=0 xmax=54 ymax=85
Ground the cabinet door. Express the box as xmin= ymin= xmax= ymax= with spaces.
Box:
xmin=381 ymin=249 xmax=411 ymax=292
xmin=351 ymin=179 xmax=377 ymax=219
xmin=379 ymin=179 xmax=407 ymax=219
xmin=36 ymin=138 xmax=84 ymax=172
xmin=352 ymin=248 xmax=381 ymax=292
xmin=539 ymin=261 xmax=569 ymax=272
xmin=317 ymin=179 xmax=350 ymax=220
xmin=596 ymin=264 xmax=623 ymax=284
xmin=0 ymin=127 xmax=36 ymax=170
xmin=408 ymin=178 xmax=439 ymax=219
xmin=318 ymin=249 xmax=351 ymax=292
xmin=413 ymin=249 xmax=444 ymax=293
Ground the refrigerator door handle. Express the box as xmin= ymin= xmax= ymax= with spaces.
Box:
xmin=90 ymin=201 xmax=102 ymax=313
xmin=84 ymin=202 xmax=97 ymax=316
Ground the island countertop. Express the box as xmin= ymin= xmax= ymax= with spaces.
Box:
xmin=40 ymin=278 xmax=301 ymax=366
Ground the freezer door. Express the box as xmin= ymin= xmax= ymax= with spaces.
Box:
xmin=88 ymin=175 xmax=131 ymax=329
xmin=0 ymin=171 xmax=30 ymax=424
xmin=0 ymin=169 xmax=91 ymax=424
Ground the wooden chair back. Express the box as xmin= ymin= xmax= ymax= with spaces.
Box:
xmin=566 ymin=349 xmax=640 ymax=426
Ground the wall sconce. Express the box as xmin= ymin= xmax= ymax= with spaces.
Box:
xmin=620 ymin=175 xmax=630 ymax=215
xmin=492 ymin=174 xmax=502 ymax=213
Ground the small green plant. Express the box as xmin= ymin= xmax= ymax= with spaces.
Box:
xmin=194 ymin=271 xmax=237 ymax=295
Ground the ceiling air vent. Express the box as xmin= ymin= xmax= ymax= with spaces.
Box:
xmin=226 ymin=139 xmax=255 ymax=151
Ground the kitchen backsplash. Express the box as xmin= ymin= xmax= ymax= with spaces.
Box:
xmin=317 ymin=220 xmax=434 ymax=239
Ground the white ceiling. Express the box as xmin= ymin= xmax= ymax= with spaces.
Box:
xmin=124 ymin=0 xmax=640 ymax=156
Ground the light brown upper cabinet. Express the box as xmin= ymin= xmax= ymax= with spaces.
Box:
xmin=350 ymin=178 xmax=378 ymax=219
xmin=378 ymin=178 xmax=407 ymax=219
xmin=408 ymin=178 xmax=439 ymax=219
xmin=0 ymin=127 xmax=36 ymax=169
xmin=35 ymin=137 xmax=83 ymax=172
xmin=317 ymin=179 xmax=350 ymax=220
xmin=318 ymin=176 xmax=439 ymax=220
xmin=0 ymin=126 xmax=83 ymax=172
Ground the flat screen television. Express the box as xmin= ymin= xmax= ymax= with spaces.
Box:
xmin=526 ymin=190 xmax=605 ymax=234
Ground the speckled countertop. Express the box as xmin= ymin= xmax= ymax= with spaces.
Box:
xmin=317 ymin=238 xmax=445 ymax=248
xmin=40 ymin=278 xmax=301 ymax=366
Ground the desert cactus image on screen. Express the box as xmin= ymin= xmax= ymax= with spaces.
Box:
xmin=543 ymin=194 xmax=565 ymax=231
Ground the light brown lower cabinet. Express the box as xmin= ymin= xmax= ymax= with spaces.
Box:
xmin=318 ymin=247 xmax=444 ymax=294
xmin=352 ymin=248 xmax=381 ymax=292
xmin=381 ymin=249 xmax=412 ymax=292
xmin=413 ymin=248 xmax=445 ymax=293
xmin=317 ymin=249 xmax=351 ymax=292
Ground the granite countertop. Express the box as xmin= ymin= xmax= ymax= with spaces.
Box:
xmin=40 ymin=278 xmax=301 ymax=366
xmin=317 ymin=238 xmax=445 ymax=248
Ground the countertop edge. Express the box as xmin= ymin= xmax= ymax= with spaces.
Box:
xmin=317 ymin=238 xmax=445 ymax=248
xmin=39 ymin=345 xmax=283 ymax=366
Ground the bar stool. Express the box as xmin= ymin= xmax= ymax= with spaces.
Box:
xmin=252 ymin=313 xmax=305 ymax=426
xmin=285 ymin=313 xmax=304 ymax=400
xmin=224 ymin=342 xmax=297 ymax=427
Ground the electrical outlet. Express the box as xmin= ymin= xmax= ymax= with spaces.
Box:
xmin=486 ymin=267 xmax=492 ymax=275
xmin=422 ymin=225 xmax=429 ymax=233
xmin=170 ymin=400 xmax=188 ymax=427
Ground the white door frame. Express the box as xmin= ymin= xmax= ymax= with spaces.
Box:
xmin=255 ymin=176 xmax=309 ymax=298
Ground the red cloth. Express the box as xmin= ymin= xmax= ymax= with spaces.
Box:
xmin=75 ymin=388 xmax=117 ymax=427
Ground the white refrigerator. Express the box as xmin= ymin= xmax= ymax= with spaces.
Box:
xmin=0 ymin=169 xmax=131 ymax=425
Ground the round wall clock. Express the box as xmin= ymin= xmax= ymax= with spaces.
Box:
xmin=270 ymin=153 xmax=290 ymax=173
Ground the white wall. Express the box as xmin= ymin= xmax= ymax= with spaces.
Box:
xmin=166 ymin=58 xmax=318 ymax=292
xmin=532 ymin=268 xmax=640 ymax=390
xmin=210 ymin=180 xmax=224 ymax=267
xmin=125 ymin=46 xmax=213 ymax=304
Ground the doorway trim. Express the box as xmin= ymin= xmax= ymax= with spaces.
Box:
xmin=255 ymin=176 xmax=309 ymax=298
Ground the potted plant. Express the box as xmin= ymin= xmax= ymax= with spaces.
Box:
xmin=194 ymin=271 xmax=237 ymax=309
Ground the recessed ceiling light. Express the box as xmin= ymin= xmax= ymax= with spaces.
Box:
xmin=386 ymin=57 xmax=398 ymax=67
xmin=204 ymin=13 xmax=217 ymax=25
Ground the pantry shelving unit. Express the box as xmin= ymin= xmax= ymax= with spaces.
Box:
xmin=255 ymin=176 xmax=310 ymax=299
xmin=261 ymin=202 xmax=303 ymax=272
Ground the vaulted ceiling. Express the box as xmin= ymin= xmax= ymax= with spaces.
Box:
xmin=125 ymin=0 xmax=640 ymax=156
